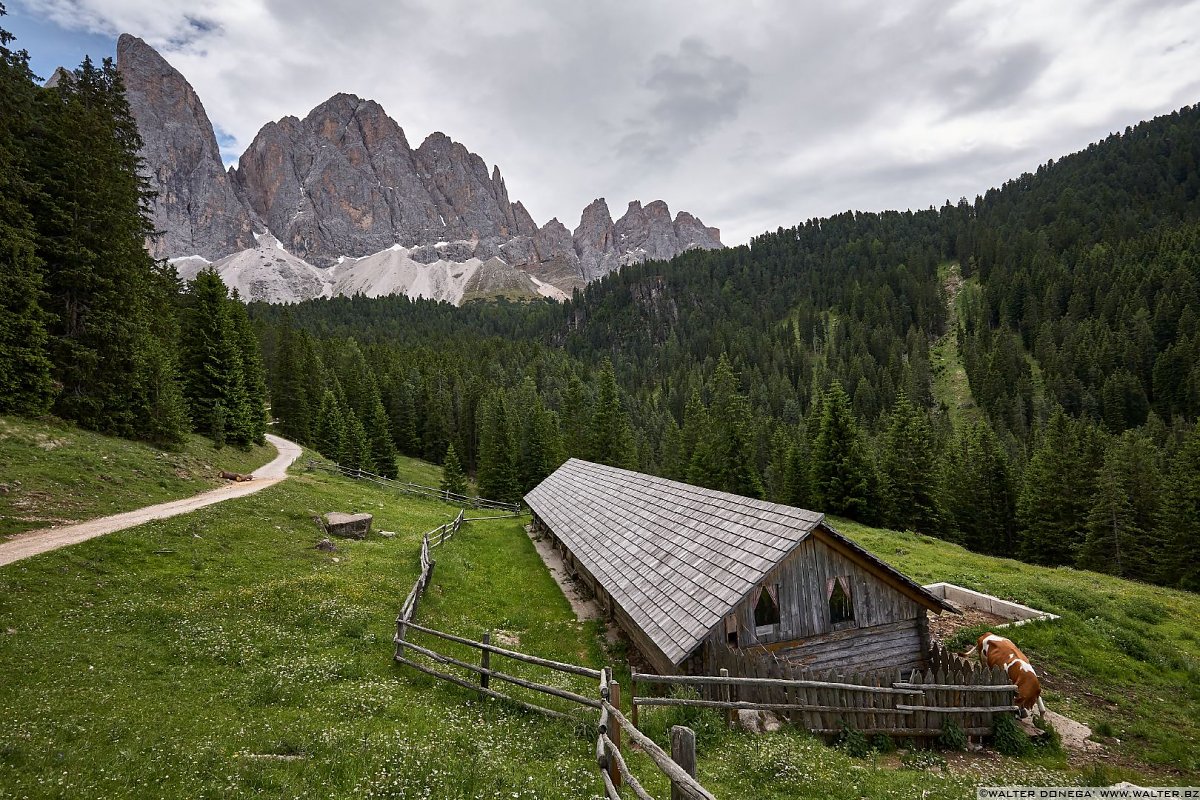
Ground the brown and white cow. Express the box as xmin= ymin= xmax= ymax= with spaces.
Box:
xmin=976 ymin=632 xmax=1047 ymax=718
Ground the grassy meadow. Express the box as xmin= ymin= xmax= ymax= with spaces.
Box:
xmin=0 ymin=416 xmax=275 ymax=538
xmin=1 ymin=434 xmax=1198 ymax=797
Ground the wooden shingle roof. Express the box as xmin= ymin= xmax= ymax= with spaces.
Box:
xmin=525 ymin=459 xmax=954 ymax=666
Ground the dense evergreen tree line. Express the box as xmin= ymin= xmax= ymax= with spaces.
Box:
xmin=254 ymin=102 xmax=1200 ymax=591
xmin=0 ymin=13 xmax=265 ymax=447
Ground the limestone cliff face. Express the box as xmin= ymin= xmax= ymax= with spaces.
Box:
xmin=231 ymin=94 xmax=444 ymax=266
xmin=116 ymin=34 xmax=254 ymax=260
xmin=118 ymin=35 xmax=724 ymax=300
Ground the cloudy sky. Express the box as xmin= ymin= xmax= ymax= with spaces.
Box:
xmin=7 ymin=0 xmax=1200 ymax=244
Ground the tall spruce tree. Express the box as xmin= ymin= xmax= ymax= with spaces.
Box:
xmin=178 ymin=270 xmax=249 ymax=442
xmin=340 ymin=410 xmax=373 ymax=472
xmin=365 ymin=388 xmax=398 ymax=478
xmin=227 ymin=293 xmax=267 ymax=445
xmin=314 ymin=389 xmax=346 ymax=462
xmin=1080 ymin=431 xmax=1162 ymax=580
xmin=879 ymin=391 xmax=942 ymax=534
xmin=0 ymin=10 xmax=54 ymax=415
xmin=688 ymin=354 xmax=763 ymax=497
xmin=1159 ymin=421 xmax=1200 ymax=590
xmin=943 ymin=420 xmax=1015 ymax=554
xmin=34 ymin=56 xmax=186 ymax=441
xmin=477 ymin=393 xmax=519 ymax=502
xmin=589 ymin=359 xmax=634 ymax=468
xmin=271 ymin=316 xmax=312 ymax=444
xmin=1018 ymin=408 xmax=1098 ymax=566
xmin=810 ymin=383 xmax=879 ymax=522
xmin=440 ymin=442 xmax=468 ymax=498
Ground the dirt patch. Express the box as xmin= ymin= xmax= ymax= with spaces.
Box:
xmin=493 ymin=630 xmax=521 ymax=648
xmin=928 ymin=607 xmax=1009 ymax=646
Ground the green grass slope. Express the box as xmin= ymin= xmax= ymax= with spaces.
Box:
xmin=834 ymin=518 xmax=1200 ymax=777
xmin=1 ymin=455 xmax=1196 ymax=797
xmin=0 ymin=416 xmax=275 ymax=538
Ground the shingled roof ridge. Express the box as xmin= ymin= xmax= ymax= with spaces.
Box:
xmin=565 ymin=458 xmax=822 ymax=522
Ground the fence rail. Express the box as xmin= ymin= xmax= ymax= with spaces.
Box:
xmin=628 ymin=640 xmax=1018 ymax=741
xmin=594 ymin=669 xmax=716 ymax=800
xmin=308 ymin=459 xmax=522 ymax=513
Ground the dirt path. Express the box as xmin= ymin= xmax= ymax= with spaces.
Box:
xmin=0 ymin=434 xmax=302 ymax=567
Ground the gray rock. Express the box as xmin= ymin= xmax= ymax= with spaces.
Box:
xmin=315 ymin=538 xmax=338 ymax=552
xmin=118 ymin=36 xmax=726 ymax=298
xmin=116 ymin=34 xmax=255 ymax=260
xmin=573 ymin=198 xmax=621 ymax=282
xmin=323 ymin=512 xmax=372 ymax=539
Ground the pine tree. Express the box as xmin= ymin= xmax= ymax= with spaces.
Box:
xmin=477 ymin=393 xmax=519 ymax=502
xmin=0 ymin=12 xmax=54 ymax=414
xmin=810 ymin=383 xmax=879 ymax=522
xmin=679 ymin=387 xmax=708 ymax=480
xmin=314 ymin=389 xmax=346 ymax=461
xmin=1159 ymin=421 xmax=1200 ymax=590
xmin=880 ymin=391 xmax=942 ymax=534
xmin=589 ymin=359 xmax=634 ymax=468
xmin=178 ymin=270 xmax=249 ymax=442
xmin=271 ymin=317 xmax=312 ymax=444
xmin=34 ymin=56 xmax=185 ymax=441
xmin=1079 ymin=431 xmax=1162 ymax=581
xmin=560 ymin=374 xmax=589 ymax=458
xmin=1017 ymin=409 xmax=1097 ymax=566
xmin=364 ymin=389 xmax=397 ymax=478
xmin=689 ymin=354 xmax=763 ymax=497
xmin=440 ymin=442 xmax=468 ymax=498
xmin=134 ymin=337 xmax=190 ymax=446
xmin=228 ymin=294 xmax=267 ymax=444
xmin=943 ymin=420 xmax=1015 ymax=554
xmin=340 ymin=410 xmax=373 ymax=472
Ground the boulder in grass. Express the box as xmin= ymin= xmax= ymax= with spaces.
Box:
xmin=323 ymin=512 xmax=372 ymax=539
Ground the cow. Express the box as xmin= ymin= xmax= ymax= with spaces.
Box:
xmin=976 ymin=632 xmax=1047 ymax=718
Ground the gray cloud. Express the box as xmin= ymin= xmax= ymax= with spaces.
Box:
xmin=14 ymin=0 xmax=1200 ymax=244
xmin=617 ymin=37 xmax=751 ymax=168
xmin=936 ymin=41 xmax=1051 ymax=115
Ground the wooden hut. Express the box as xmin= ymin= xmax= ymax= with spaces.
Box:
xmin=525 ymin=459 xmax=958 ymax=676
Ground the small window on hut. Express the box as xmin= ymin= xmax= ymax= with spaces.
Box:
xmin=828 ymin=576 xmax=855 ymax=629
xmin=753 ymin=585 xmax=780 ymax=631
xmin=725 ymin=615 xmax=739 ymax=647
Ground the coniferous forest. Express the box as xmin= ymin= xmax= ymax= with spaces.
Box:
xmin=249 ymin=104 xmax=1200 ymax=593
xmin=2 ymin=7 xmax=1198 ymax=592
xmin=0 ymin=7 xmax=266 ymax=447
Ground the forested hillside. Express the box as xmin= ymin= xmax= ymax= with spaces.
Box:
xmin=252 ymin=103 xmax=1200 ymax=593
xmin=0 ymin=7 xmax=266 ymax=448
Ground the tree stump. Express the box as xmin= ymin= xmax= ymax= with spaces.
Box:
xmin=322 ymin=512 xmax=373 ymax=539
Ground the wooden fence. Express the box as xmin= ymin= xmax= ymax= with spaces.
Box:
xmin=390 ymin=513 xmax=720 ymax=799
xmin=596 ymin=669 xmax=716 ymax=800
xmin=308 ymin=459 xmax=523 ymax=513
xmin=630 ymin=641 xmax=1017 ymax=740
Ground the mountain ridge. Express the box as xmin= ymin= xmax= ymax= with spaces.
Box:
xmin=115 ymin=34 xmax=723 ymax=304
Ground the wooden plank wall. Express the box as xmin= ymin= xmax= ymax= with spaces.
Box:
xmin=772 ymin=618 xmax=926 ymax=675
xmin=691 ymin=640 xmax=1017 ymax=741
xmin=727 ymin=536 xmax=924 ymax=648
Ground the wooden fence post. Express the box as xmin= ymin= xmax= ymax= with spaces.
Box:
xmin=480 ymin=631 xmax=491 ymax=697
xmin=609 ymin=676 xmax=622 ymax=789
xmin=720 ymin=668 xmax=735 ymax=727
xmin=670 ymin=726 xmax=697 ymax=800
xmin=630 ymin=677 xmax=638 ymax=730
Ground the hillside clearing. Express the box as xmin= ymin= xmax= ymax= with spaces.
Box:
xmin=0 ymin=416 xmax=275 ymax=539
xmin=0 ymin=448 xmax=1195 ymax=796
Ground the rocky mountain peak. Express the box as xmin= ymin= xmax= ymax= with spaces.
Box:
xmin=118 ymin=35 xmax=725 ymax=302
xmin=116 ymin=33 xmax=255 ymax=260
